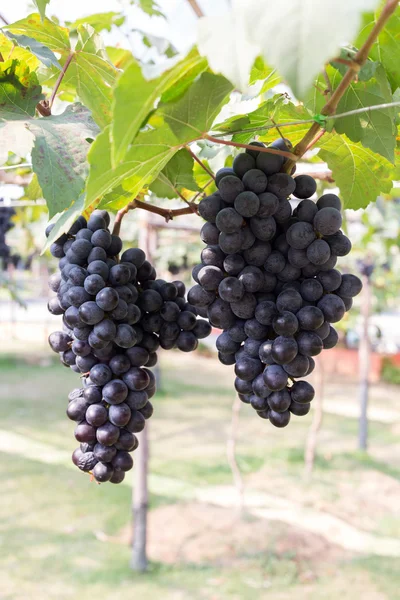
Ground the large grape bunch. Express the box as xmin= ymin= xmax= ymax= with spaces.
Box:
xmin=47 ymin=210 xmax=211 ymax=484
xmin=0 ymin=205 xmax=16 ymax=269
xmin=189 ymin=140 xmax=362 ymax=428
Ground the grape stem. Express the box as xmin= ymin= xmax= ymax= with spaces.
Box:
xmin=332 ymin=57 xmax=361 ymax=71
xmin=0 ymin=12 xmax=8 ymax=25
xmin=0 ymin=51 xmax=4 ymax=63
xmin=186 ymin=0 xmax=204 ymax=17
xmin=35 ymin=51 xmax=75 ymax=117
xmin=284 ymin=0 xmax=399 ymax=172
xmin=49 ymin=52 xmax=75 ymax=109
xmin=304 ymin=129 xmax=326 ymax=153
xmin=203 ymin=134 xmax=298 ymax=160
xmin=322 ymin=69 xmax=332 ymax=97
xmin=185 ymin=146 xmax=216 ymax=180
xmin=112 ymin=198 xmax=198 ymax=235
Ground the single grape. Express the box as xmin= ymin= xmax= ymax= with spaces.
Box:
xmin=286 ymin=221 xmax=316 ymax=250
xmin=268 ymin=390 xmax=291 ymax=413
xmin=291 ymin=380 xmax=315 ymax=404
xmin=263 ymin=364 xmax=288 ymax=391
xmin=336 ymin=274 xmax=362 ymax=298
xmin=269 ymin=410 xmax=291 ymax=428
xmin=233 ymin=152 xmax=255 ymax=177
xmin=249 ymin=216 xmax=276 ymax=241
xmin=235 ymin=356 xmax=263 ymax=381
xmin=314 ymin=207 xmax=342 ymax=236
xmin=86 ymin=404 xmax=108 ymax=427
xmin=293 ymin=175 xmax=317 ymax=199
xmin=317 ymin=193 xmax=341 ymax=211
xmin=296 ymin=331 xmax=323 ymax=356
xmin=266 ymin=173 xmax=296 ymax=198
xmin=218 ymin=175 xmax=244 ymax=203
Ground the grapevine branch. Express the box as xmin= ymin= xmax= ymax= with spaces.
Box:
xmin=185 ymin=146 xmax=216 ymax=180
xmin=112 ymin=198 xmax=198 ymax=235
xmin=186 ymin=0 xmax=204 ymax=18
xmin=36 ymin=51 xmax=75 ymax=117
xmin=49 ymin=52 xmax=75 ymax=108
xmin=203 ymin=134 xmax=297 ymax=160
xmin=284 ymin=0 xmax=399 ymax=171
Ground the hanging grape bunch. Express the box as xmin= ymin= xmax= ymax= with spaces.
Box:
xmin=0 ymin=205 xmax=16 ymax=269
xmin=190 ymin=140 xmax=362 ymax=428
xmin=47 ymin=210 xmax=211 ymax=484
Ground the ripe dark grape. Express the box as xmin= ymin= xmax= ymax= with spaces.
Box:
xmin=218 ymin=175 xmax=244 ymax=203
xmin=268 ymin=390 xmax=291 ymax=412
xmin=263 ymin=364 xmax=288 ymax=391
xmin=314 ymin=207 xmax=342 ymax=236
xmin=293 ymin=175 xmax=317 ymax=199
xmin=269 ymin=409 xmax=291 ymax=428
xmin=233 ymin=152 xmax=255 ymax=177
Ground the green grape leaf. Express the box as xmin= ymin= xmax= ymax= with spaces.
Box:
xmin=0 ymin=33 xmax=41 ymax=72
xmin=33 ymin=0 xmax=50 ymax=21
xmin=257 ymin=101 xmax=314 ymax=147
xmin=139 ymin=31 xmax=177 ymax=58
xmin=111 ymin=49 xmax=207 ymax=165
xmin=5 ymin=14 xmax=70 ymax=52
xmin=357 ymin=5 xmax=400 ymax=91
xmin=0 ymin=59 xmax=44 ymax=119
xmin=134 ymin=0 xmax=165 ymax=18
xmin=86 ymin=125 xmax=180 ymax=206
xmin=47 ymin=25 xmax=117 ymax=128
xmin=7 ymin=18 xmax=116 ymax=128
xmin=159 ymin=72 xmax=233 ymax=142
xmin=306 ymin=65 xmax=397 ymax=162
xmin=4 ymin=32 xmax=62 ymax=69
xmin=150 ymin=148 xmax=199 ymax=198
xmin=213 ymin=95 xmax=287 ymax=143
xmin=193 ymin=158 xmax=216 ymax=195
xmin=98 ymin=186 xmax=133 ymax=211
xmin=88 ymin=72 xmax=231 ymax=206
xmin=42 ymin=194 xmax=85 ymax=253
xmin=67 ymin=12 xmax=125 ymax=33
xmin=66 ymin=25 xmax=117 ymax=127
xmin=318 ymin=133 xmax=393 ymax=210
xmin=333 ymin=66 xmax=397 ymax=163
xmin=25 ymin=173 xmax=43 ymax=200
xmin=106 ymin=47 xmax=134 ymax=70
xmin=214 ymin=97 xmax=312 ymax=146
xmin=330 ymin=46 xmax=379 ymax=82
xmin=4 ymin=104 xmax=99 ymax=218
xmin=198 ymin=0 xmax=381 ymax=97
xmin=249 ymin=57 xmax=282 ymax=93
xmin=198 ymin=11 xmax=260 ymax=91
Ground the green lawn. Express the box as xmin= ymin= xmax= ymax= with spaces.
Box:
xmin=0 ymin=350 xmax=399 ymax=599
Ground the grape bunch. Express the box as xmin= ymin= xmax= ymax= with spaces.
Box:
xmin=189 ymin=140 xmax=362 ymax=428
xmin=47 ymin=210 xmax=211 ymax=483
xmin=0 ymin=205 xmax=16 ymax=268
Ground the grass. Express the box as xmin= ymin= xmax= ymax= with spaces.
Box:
xmin=0 ymin=349 xmax=400 ymax=599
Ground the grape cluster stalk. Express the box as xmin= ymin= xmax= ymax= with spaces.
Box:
xmin=47 ymin=210 xmax=211 ymax=483
xmin=189 ymin=139 xmax=362 ymax=428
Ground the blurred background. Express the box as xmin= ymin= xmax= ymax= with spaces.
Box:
xmin=1 ymin=1 xmax=400 ymax=599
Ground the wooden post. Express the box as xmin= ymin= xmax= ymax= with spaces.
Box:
xmin=358 ymin=274 xmax=372 ymax=451
xmin=131 ymin=212 xmax=152 ymax=572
